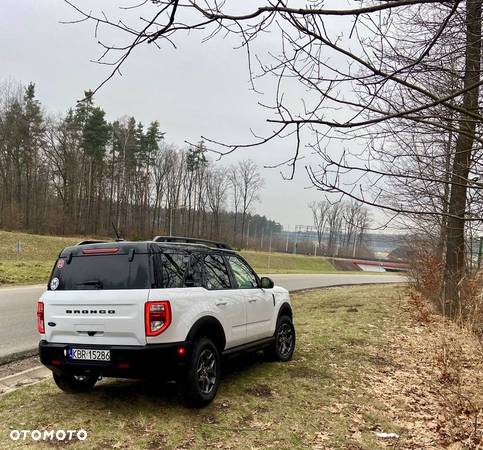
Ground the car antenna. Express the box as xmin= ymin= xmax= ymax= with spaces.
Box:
xmin=112 ymin=222 xmax=125 ymax=242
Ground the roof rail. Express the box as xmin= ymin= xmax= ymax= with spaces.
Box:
xmin=76 ymin=240 xmax=109 ymax=246
xmin=153 ymin=236 xmax=232 ymax=250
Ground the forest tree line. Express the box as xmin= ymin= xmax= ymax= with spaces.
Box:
xmin=309 ymin=200 xmax=371 ymax=258
xmin=0 ymin=82 xmax=280 ymax=245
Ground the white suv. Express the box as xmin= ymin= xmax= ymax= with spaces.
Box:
xmin=38 ymin=237 xmax=295 ymax=407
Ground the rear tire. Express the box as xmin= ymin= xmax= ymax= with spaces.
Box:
xmin=266 ymin=315 xmax=295 ymax=362
xmin=52 ymin=372 xmax=98 ymax=393
xmin=178 ymin=337 xmax=221 ymax=408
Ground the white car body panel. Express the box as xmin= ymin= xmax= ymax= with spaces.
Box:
xmin=146 ymin=287 xmax=247 ymax=349
xmin=42 ymin=284 xmax=291 ymax=350
xmin=40 ymin=247 xmax=292 ymax=353
xmin=245 ymin=288 xmax=275 ymax=340
xmin=41 ymin=289 xmax=148 ymax=346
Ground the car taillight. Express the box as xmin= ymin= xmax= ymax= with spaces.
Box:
xmin=37 ymin=301 xmax=45 ymax=334
xmin=145 ymin=301 xmax=171 ymax=336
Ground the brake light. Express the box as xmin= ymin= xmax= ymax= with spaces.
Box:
xmin=37 ymin=301 xmax=45 ymax=334
xmin=145 ymin=301 xmax=171 ymax=336
xmin=82 ymin=247 xmax=119 ymax=255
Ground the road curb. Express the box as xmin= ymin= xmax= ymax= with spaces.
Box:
xmin=289 ymin=281 xmax=407 ymax=294
xmin=0 ymin=284 xmax=45 ymax=291
xmin=0 ymin=366 xmax=50 ymax=395
xmin=0 ymin=348 xmax=37 ymax=366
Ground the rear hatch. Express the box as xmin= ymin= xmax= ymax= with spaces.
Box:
xmin=42 ymin=245 xmax=151 ymax=346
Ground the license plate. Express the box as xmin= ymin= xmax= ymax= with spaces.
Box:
xmin=69 ymin=348 xmax=111 ymax=362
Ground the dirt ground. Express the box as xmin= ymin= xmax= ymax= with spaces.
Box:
xmin=363 ymin=297 xmax=483 ymax=449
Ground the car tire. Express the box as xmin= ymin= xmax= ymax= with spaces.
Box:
xmin=178 ymin=337 xmax=221 ymax=408
xmin=52 ymin=372 xmax=98 ymax=393
xmin=266 ymin=315 xmax=296 ymax=362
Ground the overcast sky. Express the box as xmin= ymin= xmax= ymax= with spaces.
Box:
xmin=1 ymin=0 xmax=363 ymax=230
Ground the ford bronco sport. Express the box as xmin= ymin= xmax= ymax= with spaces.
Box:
xmin=38 ymin=237 xmax=295 ymax=407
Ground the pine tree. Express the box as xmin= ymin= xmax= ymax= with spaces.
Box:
xmin=81 ymin=103 xmax=110 ymax=233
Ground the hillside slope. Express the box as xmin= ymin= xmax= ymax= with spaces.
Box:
xmin=0 ymin=230 xmax=336 ymax=285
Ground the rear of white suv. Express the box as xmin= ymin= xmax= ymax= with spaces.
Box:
xmin=39 ymin=239 xmax=295 ymax=407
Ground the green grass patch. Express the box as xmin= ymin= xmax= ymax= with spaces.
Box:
xmin=0 ymin=285 xmax=408 ymax=449
xmin=0 ymin=230 xmax=340 ymax=286
xmin=0 ymin=230 xmax=82 ymax=285
xmin=241 ymin=250 xmax=335 ymax=274
xmin=0 ymin=261 xmax=52 ymax=285
xmin=0 ymin=230 xmax=81 ymax=261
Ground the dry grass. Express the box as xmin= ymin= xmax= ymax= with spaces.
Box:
xmin=0 ymin=285 xmax=409 ymax=449
xmin=1 ymin=284 xmax=479 ymax=449
xmin=458 ymin=273 xmax=483 ymax=338
xmin=404 ymin=249 xmax=483 ymax=448
xmin=366 ymin=296 xmax=483 ymax=449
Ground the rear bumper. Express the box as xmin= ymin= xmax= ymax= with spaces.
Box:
xmin=39 ymin=340 xmax=190 ymax=379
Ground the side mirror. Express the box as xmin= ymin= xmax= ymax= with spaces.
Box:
xmin=260 ymin=277 xmax=274 ymax=289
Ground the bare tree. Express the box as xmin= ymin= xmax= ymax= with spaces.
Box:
xmin=235 ymin=160 xmax=264 ymax=248
xmin=59 ymin=1 xmax=483 ymax=311
xmin=206 ymin=168 xmax=228 ymax=239
xmin=227 ymin=165 xmax=241 ymax=242
xmin=309 ymin=200 xmax=329 ymax=252
xmin=310 ymin=199 xmax=371 ymax=257
xmin=340 ymin=201 xmax=362 ymax=257
xmin=327 ymin=203 xmax=343 ymax=257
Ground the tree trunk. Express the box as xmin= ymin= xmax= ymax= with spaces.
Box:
xmin=444 ymin=0 xmax=482 ymax=315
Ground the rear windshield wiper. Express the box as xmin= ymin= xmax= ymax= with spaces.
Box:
xmin=76 ymin=280 xmax=103 ymax=289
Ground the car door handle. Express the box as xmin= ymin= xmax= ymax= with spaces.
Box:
xmin=248 ymin=298 xmax=257 ymax=303
xmin=216 ymin=301 xmax=228 ymax=306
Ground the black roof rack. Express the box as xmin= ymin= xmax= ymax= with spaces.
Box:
xmin=76 ymin=240 xmax=109 ymax=246
xmin=153 ymin=236 xmax=232 ymax=250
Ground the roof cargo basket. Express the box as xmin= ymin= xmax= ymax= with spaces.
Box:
xmin=153 ymin=236 xmax=232 ymax=250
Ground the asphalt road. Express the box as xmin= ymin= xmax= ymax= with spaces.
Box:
xmin=267 ymin=273 xmax=405 ymax=291
xmin=0 ymin=274 xmax=405 ymax=360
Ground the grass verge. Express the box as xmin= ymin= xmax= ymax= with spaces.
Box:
xmin=0 ymin=230 xmax=338 ymax=286
xmin=242 ymin=250 xmax=335 ymax=274
xmin=0 ymin=230 xmax=81 ymax=285
xmin=0 ymin=260 xmax=53 ymax=286
xmin=1 ymin=285 xmax=410 ymax=449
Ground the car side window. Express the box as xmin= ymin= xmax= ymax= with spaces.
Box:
xmin=204 ymin=254 xmax=231 ymax=290
xmin=160 ymin=253 xmax=189 ymax=288
xmin=185 ymin=253 xmax=205 ymax=287
xmin=227 ymin=256 xmax=259 ymax=289
xmin=155 ymin=252 xmax=204 ymax=288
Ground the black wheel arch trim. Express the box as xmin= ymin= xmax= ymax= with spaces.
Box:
xmin=186 ymin=316 xmax=227 ymax=351
xmin=278 ymin=302 xmax=293 ymax=320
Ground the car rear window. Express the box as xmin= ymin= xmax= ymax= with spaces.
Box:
xmin=49 ymin=253 xmax=150 ymax=290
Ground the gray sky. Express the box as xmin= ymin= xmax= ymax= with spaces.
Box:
xmin=1 ymin=0 xmax=361 ymax=230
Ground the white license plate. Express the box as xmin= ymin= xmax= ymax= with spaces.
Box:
xmin=69 ymin=348 xmax=111 ymax=362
